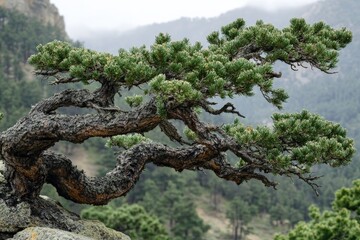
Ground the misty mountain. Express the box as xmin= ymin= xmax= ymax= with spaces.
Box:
xmin=284 ymin=0 xmax=360 ymax=131
xmin=304 ymin=0 xmax=360 ymax=74
xmin=82 ymin=6 xmax=307 ymax=54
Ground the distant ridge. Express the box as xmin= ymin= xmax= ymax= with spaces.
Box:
xmin=82 ymin=5 xmax=308 ymax=53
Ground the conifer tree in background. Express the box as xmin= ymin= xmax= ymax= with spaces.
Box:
xmin=81 ymin=204 xmax=170 ymax=240
xmin=0 ymin=17 xmax=354 ymax=233
xmin=275 ymin=180 xmax=360 ymax=240
xmin=0 ymin=7 xmax=68 ymax=130
xmin=226 ymin=198 xmax=257 ymax=240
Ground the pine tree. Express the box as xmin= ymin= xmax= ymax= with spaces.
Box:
xmin=275 ymin=180 xmax=360 ymax=240
xmin=81 ymin=204 xmax=170 ymax=240
xmin=0 ymin=18 xmax=354 ymax=233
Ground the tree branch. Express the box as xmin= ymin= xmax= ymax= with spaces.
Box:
xmin=41 ymin=142 xmax=278 ymax=205
xmin=2 ymin=98 xmax=161 ymax=158
xmin=202 ymin=155 xmax=277 ymax=188
xmin=41 ymin=143 xmax=218 ymax=204
xmin=200 ymin=101 xmax=245 ymax=118
xmin=31 ymin=89 xmax=97 ymax=114
xmin=35 ymin=70 xmax=82 ymax=84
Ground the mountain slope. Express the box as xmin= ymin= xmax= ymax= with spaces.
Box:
xmin=0 ymin=2 xmax=68 ymax=130
xmin=83 ymin=6 xmax=307 ymax=53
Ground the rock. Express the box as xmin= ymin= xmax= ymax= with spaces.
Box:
xmin=0 ymin=160 xmax=5 ymax=183
xmin=8 ymin=226 xmax=130 ymax=240
xmin=76 ymin=220 xmax=131 ymax=240
xmin=0 ymin=0 xmax=67 ymax=37
xmin=0 ymin=196 xmax=130 ymax=239
xmin=0 ymin=196 xmax=130 ymax=240
xmin=9 ymin=227 xmax=93 ymax=240
xmin=0 ymin=200 xmax=31 ymax=232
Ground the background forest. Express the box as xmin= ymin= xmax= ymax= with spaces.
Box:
xmin=0 ymin=0 xmax=359 ymax=239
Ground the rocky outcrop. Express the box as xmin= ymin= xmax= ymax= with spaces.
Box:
xmin=0 ymin=160 xmax=130 ymax=240
xmin=9 ymin=227 xmax=93 ymax=240
xmin=0 ymin=195 xmax=130 ymax=240
xmin=0 ymin=0 xmax=67 ymax=36
xmin=8 ymin=226 xmax=131 ymax=240
xmin=9 ymin=226 xmax=131 ymax=240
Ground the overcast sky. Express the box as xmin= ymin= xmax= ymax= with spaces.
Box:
xmin=50 ymin=0 xmax=320 ymax=39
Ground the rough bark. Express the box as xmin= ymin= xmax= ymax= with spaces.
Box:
xmin=0 ymin=81 xmax=281 ymax=206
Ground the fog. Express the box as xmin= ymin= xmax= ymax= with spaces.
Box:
xmin=50 ymin=0 xmax=319 ymax=39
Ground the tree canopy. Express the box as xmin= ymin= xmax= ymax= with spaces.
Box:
xmin=0 ymin=17 xmax=354 ymax=216
xmin=81 ymin=204 xmax=170 ymax=240
xmin=275 ymin=179 xmax=360 ymax=240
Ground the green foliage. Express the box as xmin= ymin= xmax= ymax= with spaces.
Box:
xmin=170 ymin=199 xmax=210 ymax=240
xmin=275 ymin=180 xmax=360 ymax=240
xmin=224 ymin=110 xmax=355 ymax=173
xmin=149 ymin=74 xmax=202 ymax=103
xmin=210 ymin=18 xmax=352 ymax=72
xmin=140 ymin=180 xmax=209 ymax=240
xmin=28 ymin=18 xmax=351 ymax=111
xmin=226 ymin=197 xmax=258 ymax=239
xmin=81 ymin=204 xmax=169 ymax=240
xmin=125 ymin=95 xmax=144 ymax=108
xmin=106 ymin=134 xmax=151 ymax=149
xmin=333 ymin=179 xmax=360 ymax=220
xmin=0 ymin=7 xmax=67 ymax=131
xmin=183 ymin=127 xmax=198 ymax=141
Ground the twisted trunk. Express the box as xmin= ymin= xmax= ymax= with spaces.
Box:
xmin=0 ymin=94 xmax=160 ymax=201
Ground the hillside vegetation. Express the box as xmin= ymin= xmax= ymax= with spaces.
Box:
xmin=0 ymin=6 xmax=67 ymax=130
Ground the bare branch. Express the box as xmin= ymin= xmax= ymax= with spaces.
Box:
xmin=200 ymin=101 xmax=245 ymax=118
xmin=203 ymin=155 xmax=277 ymax=188
xmin=284 ymin=169 xmax=322 ymax=196
xmin=266 ymin=71 xmax=282 ymax=78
